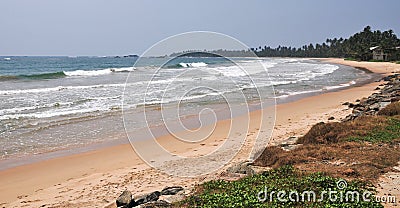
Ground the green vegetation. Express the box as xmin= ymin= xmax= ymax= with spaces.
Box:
xmin=177 ymin=102 xmax=400 ymax=207
xmin=347 ymin=118 xmax=400 ymax=143
xmin=252 ymin=26 xmax=400 ymax=61
xmin=177 ymin=166 xmax=382 ymax=207
xmin=344 ymin=57 xmax=358 ymax=61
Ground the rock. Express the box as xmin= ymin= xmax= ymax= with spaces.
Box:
xmin=161 ymin=190 xmax=186 ymax=204
xmin=116 ymin=190 xmax=135 ymax=208
xmin=342 ymin=74 xmax=400 ymax=121
xmin=375 ymin=87 xmax=380 ymax=90
xmin=136 ymin=191 xmax=161 ymax=206
xmin=226 ymin=161 xmax=255 ymax=176
xmin=391 ymin=97 xmax=400 ymax=102
xmin=138 ymin=200 xmax=171 ymax=208
xmin=383 ymin=76 xmax=394 ymax=81
xmin=281 ymin=144 xmax=303 ymax=151
xmin=161 ymin=186 xmax=184 ymax=195
xmin=369 ymin=103 xmax=380 ymax=110
xmin=342 ymin=102 xmax=350 ymax=106
xmin=328 ymin=116 xmax=335 ymax=120
xmin=380 ymin=101 xmax=391 ymax=109
xmin=280 ymin=136 xmax=298 ymax=146
xmin=330 ymin=160 xmax=346 ymax=166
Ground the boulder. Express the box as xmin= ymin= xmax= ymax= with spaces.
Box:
xmin=116 ymin=190 xmax=135 ymax=208
xmin=160 ymin=186 xmax=184 ymax=195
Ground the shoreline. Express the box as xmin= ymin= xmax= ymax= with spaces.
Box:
xmin=1 ymin=58 xmax=399 ymax=207
xmin=0 ymin=59 xmax=379 ymax=171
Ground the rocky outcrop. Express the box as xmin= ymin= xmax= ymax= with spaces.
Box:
xmin=343 ymin=74 xmax=400 ymax=121
xmin=115 ymin=186 xmax=186 ymax=208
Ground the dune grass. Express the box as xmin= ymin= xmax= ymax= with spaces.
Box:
xmin=176 ymin=102 xmax=400 ymax=207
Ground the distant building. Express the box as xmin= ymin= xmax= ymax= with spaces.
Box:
xmin=370 ymin=46 xmax=388 ymax=61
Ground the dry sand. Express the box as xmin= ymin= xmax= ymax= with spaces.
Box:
xmin=0 ymin=58 xmax=399 ymax=208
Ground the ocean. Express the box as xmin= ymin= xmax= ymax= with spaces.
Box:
xmin=0 ymin=56 xmax=372 ymax=164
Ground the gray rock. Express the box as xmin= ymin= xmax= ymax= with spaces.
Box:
xmin=161 ymin=190 xmax=186 ymax=204
xmin=280 ymin=136 xmax=298 ymax=147
xmin=380 ymin=101 xmax=391 ymax=109
xmin=116 ymin=190 xmax=134 ymax=208
xmin=138 ymin=200 xmax=171 ymax=208
xmin=136 ymin=191 xmax=161 ymax=206
xmin=226 ymin=161 xmax=255 ymax=176
xmin=343 ymin=73 xmax=400 ymax=121
xmin=281 ymin=144 xmax=303 ymax=151
xmin=369 ymin=103 xmax=380 ymax=110
xmin=161 ymin=186 xmax=184 ymax=195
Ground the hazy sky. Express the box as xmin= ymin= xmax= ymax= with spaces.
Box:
xmin=1 ymin=0 xmax=399 ymax=56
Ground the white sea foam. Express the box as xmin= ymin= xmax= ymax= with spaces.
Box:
xmin=110 ymin=67 xmax=136 ymax=72
xmin=0 ymin=107 xmax=109 ymax=120
xmin=0 ymin=102 xmax=74 ymax=116
xmin=179 ymin=62 xmax=208 ymax=68
xmin=63 ymin=67 xmax=135 ymax=76
xmin=214 ymin=66 xmax=248 ymax=77
xmin=64 ymin=69 xmax=112 ymax=76
xmin=0 ymin=76 xmax=193 ymax=95
xmin=0 ymin=84 xmax=126 ymax=95
xmin=323 ymin=80 xmax=356 ymax=90
xmin=275 ymin=80 xmax=357 ymax=99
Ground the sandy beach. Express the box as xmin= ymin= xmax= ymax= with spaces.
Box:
xmin=0 ymin=58 xmax=399 ymax=208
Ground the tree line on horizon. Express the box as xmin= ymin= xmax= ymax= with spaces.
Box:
xmin=172 ymin=26 xmax=400 ymax=61
xmin=252 ymin=26 xmax=400 ymax=61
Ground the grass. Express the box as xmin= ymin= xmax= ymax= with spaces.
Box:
xmin=254 ymin=140 xmax=400 ymax=181
xmin=344 ymin=57 xmax=358 ymax=61
xmin=378 ymin=102 xmax=400 ymax=116
xmin=368 ymin=59 xmax=386 ymax=62
xmin=347 ymin=118 xmax=400 ymax=142
xmin=176 ymin=102 xmax=400 ymax=207
xmin=297 ymin=115 xmax=400 ymax=144
xmin=176 ymin=166 xmax=382 ymax=207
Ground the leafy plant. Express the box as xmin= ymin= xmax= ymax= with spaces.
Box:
xmin=176 ymin=166 xmax=382 ymax=207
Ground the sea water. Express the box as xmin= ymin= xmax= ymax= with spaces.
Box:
xmin=0 ymin=56 xmax=371 ymax=162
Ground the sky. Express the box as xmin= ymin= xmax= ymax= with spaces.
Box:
xmin=1 ymin=0 xmax=399 ymax=56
